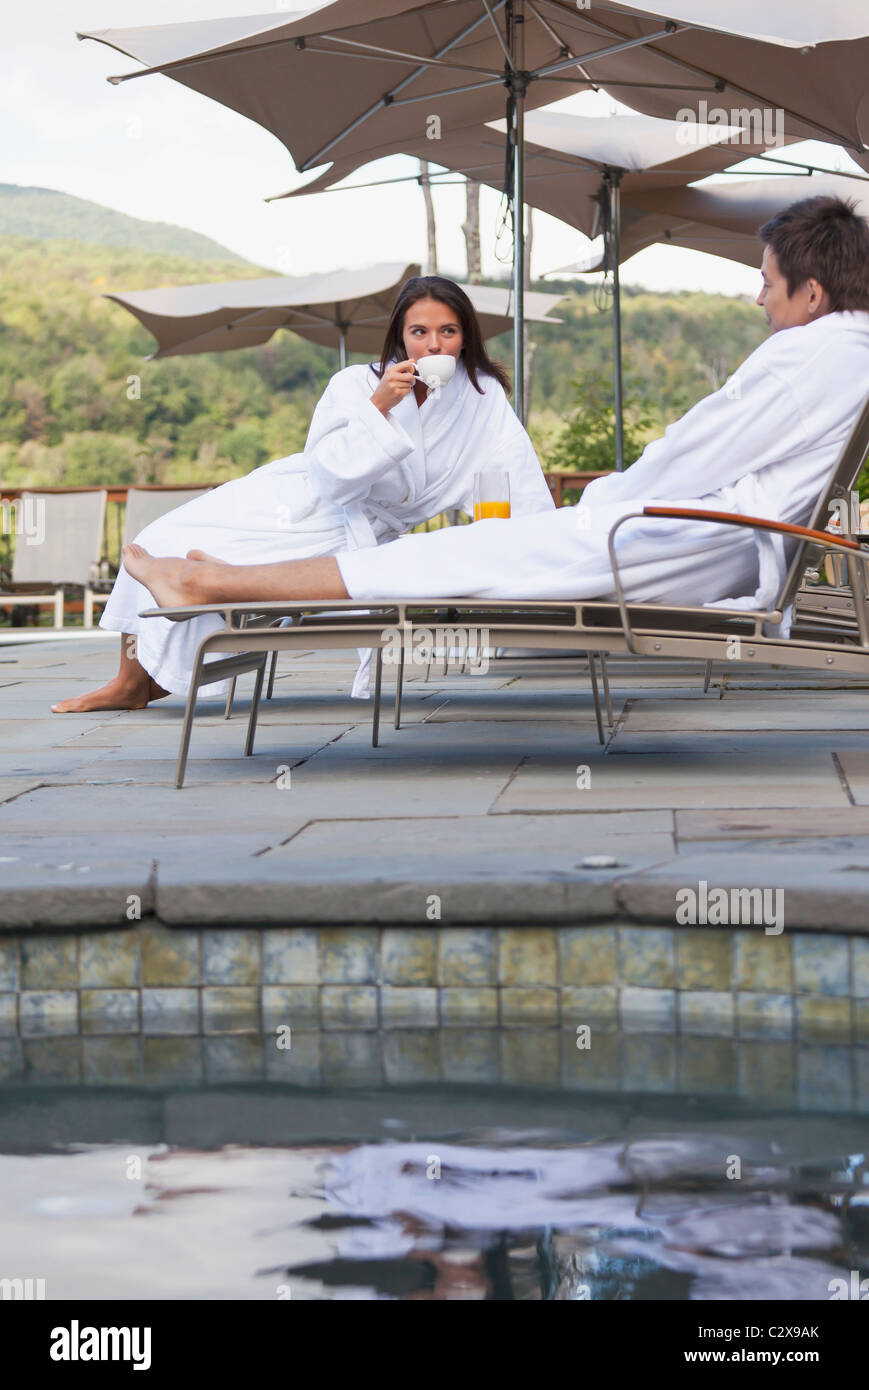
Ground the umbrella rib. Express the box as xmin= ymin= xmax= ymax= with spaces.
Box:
xmin=388 ymin=77 xmax=509 ymax=107
xmin=481 ymin=0 xmax=515 ymax=71
xmin=526 ymin=0 xmax=597 ymax=87
xmin=532 ymin=26 xmax=683 ymax=81
xmin=312 ymin=34 xmax=504 ymax=80
xmin=299 ymin=1 xmax=509 ymax=171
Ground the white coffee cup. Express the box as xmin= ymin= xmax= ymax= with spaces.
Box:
xmin=413 ymin=353 xmax=457 ymax=388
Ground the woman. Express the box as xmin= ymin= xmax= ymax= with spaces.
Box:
xmin=52 ymin=275 xmax=554 ymax=712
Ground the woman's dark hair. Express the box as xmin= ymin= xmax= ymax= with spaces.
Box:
xmin=759 ymin=196 xmax=869 ymax=312
xmin=375 ymin=275 xmax=511 ymax=394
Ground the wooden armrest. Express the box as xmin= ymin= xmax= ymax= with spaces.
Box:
xmin=642 ymin=506 xmax=862 ymax=551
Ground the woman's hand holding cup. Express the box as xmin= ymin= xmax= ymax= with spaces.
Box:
xmin=370 ymin=359 xmax=418 ymax=415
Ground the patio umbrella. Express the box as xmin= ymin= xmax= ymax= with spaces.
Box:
xmin=79 ymin=1 xmax=869 ymax=417
xmin=556 ymin=172 xmax=869 ymax=271
xmin=107 ymin=265 xmax=564 ymax=360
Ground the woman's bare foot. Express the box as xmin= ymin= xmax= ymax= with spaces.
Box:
xmin=122 ymin=543 xmax=209 ymax=610
xmin=51 ymin=674 xmax=169 ymax=714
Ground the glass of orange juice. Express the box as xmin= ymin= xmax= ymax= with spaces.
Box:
xmin=473 ymin=470 xmax=511 ymax=521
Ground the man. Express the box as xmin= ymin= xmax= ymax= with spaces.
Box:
xmin=124 ymin=197 xmax=869 ymax=621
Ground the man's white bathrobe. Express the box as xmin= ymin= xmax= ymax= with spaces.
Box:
xmin=100 ymin=359 xmax=554 ymax=694
xmin=339 ymin=311 xmax=869 ymax=618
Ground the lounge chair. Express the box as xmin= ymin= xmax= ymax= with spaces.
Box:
xmin=142 ymin=391 xmax=869 ymax=786
xmin=0 ymin=490 xmax=107 ymax=628
xmin=87 ymin=486 xmax=213 ymax=624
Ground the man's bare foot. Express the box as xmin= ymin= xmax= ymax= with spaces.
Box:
xmin=122 ymin=543 xmax=208 ymax=610
xmin=187 ymin=549 xmax=228 ymax=564
xmin=51 ymin=674 xmax=169 ymax=714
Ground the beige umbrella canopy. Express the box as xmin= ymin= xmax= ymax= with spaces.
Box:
xmin=79 ymin=1 xmax=869 ymax=408
xmin=558 ymin=173 xmax=869 ymax=272
xmin=106 ymin=263 xmax=564 ymax=361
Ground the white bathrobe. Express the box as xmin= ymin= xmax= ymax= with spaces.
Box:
xmin=100 ymin=358 xmax=554 ymax=694
xmin=339 ymin=311 xmax=869 ymax=619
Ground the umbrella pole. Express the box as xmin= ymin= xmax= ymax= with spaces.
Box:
xmin=338 ymin=327 xmax=347 ymax=371
xmin=509 ymin=0 xmax=526 ymax=424
xmin=606 ymin=169 xmax=625 ymax=472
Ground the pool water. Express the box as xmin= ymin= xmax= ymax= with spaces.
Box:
xmin=1 ymin=1085 xmax=866 ymax=1301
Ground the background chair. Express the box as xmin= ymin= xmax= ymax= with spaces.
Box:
xmin=1 ymin=490 xmax=107 ymax=628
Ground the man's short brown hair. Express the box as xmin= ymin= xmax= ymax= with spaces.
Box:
xmin=759 ymin=195 xmax=869 ymax=312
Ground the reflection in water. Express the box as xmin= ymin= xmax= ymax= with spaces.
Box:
xmin=285 ymin=1135 xmax=866 ymax=1300
xmin=1 ymin=1129 xmax=865 ymax=1300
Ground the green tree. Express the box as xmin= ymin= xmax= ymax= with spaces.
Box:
xmin=547 ymin=368 xmax=656 ymax=473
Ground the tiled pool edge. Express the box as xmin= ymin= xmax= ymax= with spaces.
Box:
xmin=0 ymin=923 xmax=866 ymax=1110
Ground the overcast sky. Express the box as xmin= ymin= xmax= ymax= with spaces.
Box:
xmin=2 ymin=1 xmax=865 ymax=296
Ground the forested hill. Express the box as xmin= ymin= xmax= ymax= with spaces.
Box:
xmin=0 ymin=185 xmax=250 ymax=263
xmin=0 ymin=230 xmax=768 ymax=488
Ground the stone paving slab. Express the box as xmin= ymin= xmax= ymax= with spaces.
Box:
xmin=2 ymin=635 xmax=869 ymax=927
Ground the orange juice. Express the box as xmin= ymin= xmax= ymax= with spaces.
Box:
xmin=473 ymin=501 xmax=511 ymax=521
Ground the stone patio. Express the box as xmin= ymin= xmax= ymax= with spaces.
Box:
xmin=1 ymin=633 xmax=869 ymax=929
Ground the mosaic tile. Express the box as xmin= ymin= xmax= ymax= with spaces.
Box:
xmin=19 ymin=990 xmax=78 ymax=1037
xmin=383 ymin=1030 xmax=440 ymax=1084
xmin=203 ymin=1036 xmax=264 ymax=1084
xmin=321 ymin=985 xmax=378 ymax=1029
xmin=0 ymin=1038 xmax=23 ymax=1081
xmin=618 ymin=928 xmax=675 ymax=988
xmin=141 ymin=988 xmax=200 ymax=1036
xmin=796 ymin=1045 xmax=853 ymax=1112
xmin=381 ymin=929 xmax=437 ymax=985
xmin=322 ymin=1031 xmax=382 ymax=1086
xmin=619 ymin=987 xmax=676 ymax=1034
xmin=79 ymin=932 xmax=140 ymax=988
xmin=678 ymin=991 xmax=735 ymax=1037
xmin=500 ymin=1028 xmax=559 ymax=1088
xmin=737 ymin=1041 xmax=796 ymax=1103
xmin=498 ymin=928 xmax=557 ymax=987
xmin=621 ymin=1035 xmax=676 ymax=1092
xmin=676 ymin=931 xmax=733 ymax=990
xmin=438 ymin=928 xmax=496 ymax=987
xmin=143 ymin=1037 xmax=204 ymax=1088
xmin=380 ymin=987 xmax=438 ymax=1029
xmin=21 ymin=935 xmax=77 ymax=990
xmin=201 ymin=929 xmax=260 ymax=986
xmin=261 ymin=985 xmax=319 ymax=1030
xmin=82 ymin=1037 xmax=143 ymax=1086
xmin=202 ymin=987 xmax=259 ymax=1034
xmin=440 ymin=1029 xmax=500 ymax=1084
xmin=793 ymin=934 xmax=850 ymax=997
xmin=736 ymin=992 xmax=794 ymax=1041
xmin=561 ymin=1030 xmax=621 ymax=1091
xmin=319 ymin=928 xmax=378 ymax=984
xmin=558 ymin=927 xmax=617 ymax=988
xmin=22 ymin=1037 xmax=81 ymax=1083
xmin=734 ymin=934 xmax=792 ymax=991
xmin=559 ymin=986 xmax=618 ymax=1033
xmin=500 ymin=988 xmax=558 ymax=1027
xmin=853 ymin=939 xmax=869 ymax=999
xmin=81 ymin=989 xmax=140 ymax=1035
xmin=262 ymin=928 xmax=319 ymax=984
xmin=0 ymin=937 xmax=19 ymax=991
xmin=439 ymin=988 xmax=498 ymax=1028
xmin=141 ymin=925 xmax=200 ymax=987
xmin=264 ymin=1030 xmax=321 ymax=1087
xmin=679 ymin=1037 xmax=737 ymax=1095
xmin=0 ymin=993 xmax=16 ymax=1038
xmin=796 ymin=996 xmax=852 ymax=1045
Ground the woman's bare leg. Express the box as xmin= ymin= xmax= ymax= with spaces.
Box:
xmin=51 ymin=635 xmax=170 ymax=714
xmin=121 ymin=543 xmax=349 ymax=609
